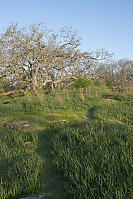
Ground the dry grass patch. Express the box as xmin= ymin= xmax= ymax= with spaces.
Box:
xmin=109 ymin=119 xmax=123 ymax=124
xmin=104 ymin=99 xmax=118 ymax=103
xmin=45 ymin=113 xmax=62 ymax=117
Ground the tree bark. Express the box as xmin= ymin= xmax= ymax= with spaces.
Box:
xmin=31 ymin=65 xmax=40 ymax=95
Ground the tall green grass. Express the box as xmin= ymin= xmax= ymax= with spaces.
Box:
xmin=0 ymin=127 xmax=43 ymax=198
xmin=0 ymin=87 xmax=133 ymax=198
xmin=51 ymin=121 xmax=133 ymax=199
xmin=95 ymin=94 xmax=133 ymax=125
xmin=0 ymin=87 xmax=107 ymax=117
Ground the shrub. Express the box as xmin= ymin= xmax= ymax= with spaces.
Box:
xmin=94 ymin=79 xmax=104 ymax=87
xmin=74 ymin=78 xmax=94 ymax=88
xmin=106 ymin=81 xmax=115 ymax=89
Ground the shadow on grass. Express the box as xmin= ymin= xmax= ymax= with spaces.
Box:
xmin=37 ymin=127 xmax=68 ymax=199
xmin=87 ymin=106 xmax=99 ymax=120
xmin=36 ymin=120 xmax=92 ymax=199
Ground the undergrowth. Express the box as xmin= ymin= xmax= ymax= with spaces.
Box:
xmin=0 ymin=87 xmax=133 ymax=199
xmin=51 ymin=122 xmax=133 ymax=199
xmin=0 ymin=128 xmax=43 ymax=198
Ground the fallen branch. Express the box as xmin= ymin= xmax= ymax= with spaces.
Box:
xmin=0 ymin=89 xmax=25 ymax=96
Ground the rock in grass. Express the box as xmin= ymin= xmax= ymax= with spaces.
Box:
xmin=3 ymin=100 xmax=10 ymax=104
xmin=50 ymin=120 xmax=68 ymax=126
xmin=20 ymin=196 xmax=53 ymax=199
xmin=3 ymin=121 xmax=32 ymax=128
xmin=25 ymin=141 xmax=33 ymax=147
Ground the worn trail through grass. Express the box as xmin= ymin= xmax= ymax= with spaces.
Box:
xmin=0 ymin=88 xmax=133 ymax=198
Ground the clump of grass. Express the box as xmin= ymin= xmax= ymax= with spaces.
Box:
xmin=0 ymin=87 xmax=133 ymax=198
xmin=0 ymin=127 xmax=43 ymax=199
xmin=0 ymin=87 xmax=106 ymax=120
xmin=51 ymin=121 xmax=133 ymax=199
xmin=94 ymin=98 xmax=133 ymax=125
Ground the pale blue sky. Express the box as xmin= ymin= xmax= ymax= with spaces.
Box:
xmin=0 ymin=0 xmax=133 ymax=60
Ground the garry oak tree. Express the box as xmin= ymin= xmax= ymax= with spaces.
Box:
xmin=0 ymin=23 xmax=112 ymax=95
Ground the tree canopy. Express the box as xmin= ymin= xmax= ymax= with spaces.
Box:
xmin=2 ymin=23 xmax=131 ymax=95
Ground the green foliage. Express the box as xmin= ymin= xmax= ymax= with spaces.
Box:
xmin=0 ymin=78 xmax=10 ymax=93
xmin=0 ymin=89 xmax=104 ymax=117
xmin=95 ymin=93 xmax=133 ymax=125
xmin=94 ymin=79 xmax=104 ymax=87
xmin=0 ymin=127 xmax=43 ymax=198
xmin=106 ymin=81 xmax=115 ymax=89
xmin=0 ymin=96 xmax=44 ymax=116
xmin=51 ymin=122 xmax=133 ymax=199
xmin=38 ymin=88 xmax=45 ymax=95
xmin=74 ymin=78 xmax=94 ymax=88
xmin=0 ymin=88 xmax=133 ymax=198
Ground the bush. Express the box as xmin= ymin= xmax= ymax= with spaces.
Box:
xmin=74 ymin=78 xmax=94 ymax=88
xmin=106 ymin=81 xmax=115 ymax=89
xmin=94 ymin=79 xmax=104 ymax=87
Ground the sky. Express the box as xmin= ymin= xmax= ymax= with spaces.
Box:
xmin=0 ymin=0 xmax=133 ymax=60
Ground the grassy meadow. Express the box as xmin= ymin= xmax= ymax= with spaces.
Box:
xmin=0 ymin=87 xmax=133 ymax=199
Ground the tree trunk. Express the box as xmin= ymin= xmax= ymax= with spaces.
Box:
xmin=31 ymin=65 xmax=40 ymax=96
xmin=31 ymin=75 xmax=39 ymax=95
